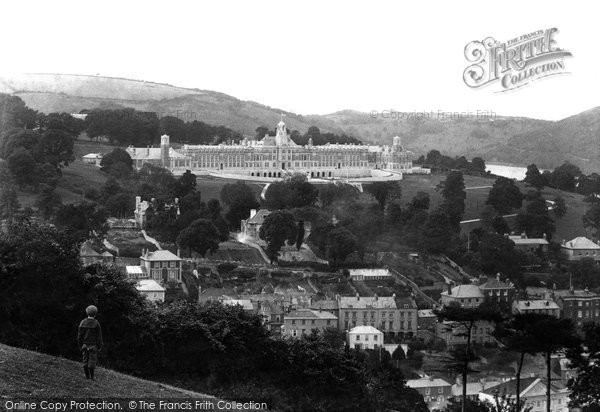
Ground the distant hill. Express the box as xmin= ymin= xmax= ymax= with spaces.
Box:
xmin=2 ymin=73 xmax=600 ymax=172
xmin=0 ymin=342 xmax=211 ymax=398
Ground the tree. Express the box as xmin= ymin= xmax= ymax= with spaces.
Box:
xmin=550 ymin=162 xmax=581 ymax=192
xmin=220 ymin=181 xmax=260 ymax=229
xmin=295 ymin=220 xmax=305 ymax=250
xmin=259 ymin=210 xmax=298 ymax=263
xmin=54 ymin=202 xmax=109 ymax=240
xmin=318 ymin=183 xmax=359 ymax=208
xmin=568 ymin=323 xmax=600 ymax=408
xmin=582 ymin=203 xmax=600 ymax=238
xmin=38 ymin=129 xmax=74 ymax=167
xmin=486 ymin=177 xmax=523 ymax=214
xmin=568 ymin=258 xmax=600 ymax=289
xmin=494 ymin=313 xmax=550 ymax=411
xmin=365 ymin=181 xmax=401 ymax=210
xmin=524 ymin=316 xmax=580 ymax=412
xmin=438 ymin=171 xmax=466 ymax=227
xmin=436 ymin=304 xmax=504 ymax=412
xmin=0 ymin=184 xmax=19 ymax=220
xmin=523 ymin=164 xmax=546 ymax=189
xmin=475 ymin=232 xmax=523 ymax=280
xmin=105 ymin=193 xmax=134 ymax=217
xmin=552 ymin=195 xmax=567 ymax=219
xmin=470 ymin=157 xmax=486 ymax=174
xmin=327 ymin=227 xmax=357 ymax=263
xmin=7 ymin=148 xmax=39 ymax=189
xmin=174 ymin=170 xmax=197 ymax=198
xmin=100 ymin=148 xmax=133 ymax=177
xmin=516 ymin=197 xmax=555 ymax=240
xmin=36 ymin=184 xmax=62 ymax=219
xmin=418 ymin=208 xmax=454 ymax=253
xmin=263 ymin=174 xmax=318 ymax=210
xmin=176 ymin=218 xmax=220 ymax=257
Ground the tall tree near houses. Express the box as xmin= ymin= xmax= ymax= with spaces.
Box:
xmin=438 ymin=171 xmax=466 ymax=228
xmin=259 ymin=210 xmax=298 ymax=263
xmin=494 ymin=313 xmax=549 ymax=411
xmin=486 ymin=176 xmax=523 ymax=214
xmin=525 ymin=316 xmax=580 ymax=412
xmin=435 ymin=303 xmax=503 ymax=412
xmin=568 ymin=322 xmax=600 ymax=408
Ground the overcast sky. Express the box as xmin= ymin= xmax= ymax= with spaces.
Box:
xmin=1 ymin=0 xmax=597 ymax=120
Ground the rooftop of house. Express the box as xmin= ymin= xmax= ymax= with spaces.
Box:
xmin=418 ymin=309 xmax=436 ymax=318
xmin=482 ymin=377 xmax=566 ymax=396
xmin=339 ymin=296 xmax=397 ymax=309
xmin=396 ymin=296 xmax=418 ymax=309
xmin=479 ymin=276 xmax=515 ymax=290
xmin=101 ymin=251 xmax=114 ymax=257
xmin=348 ymin=268 xmax=391 ymax=277
xmin=140 ymin=249 xmax=181 ymax=262
xmin=260 ymin=300 xmax=284 ymax=314
xmin=125 ymin=266 xmax=145 ymax=276
xmin=441 ymin=284 xmax=484 ymax=299
xmin=127 ymin=147 xmax=187 ymax=160
xmin=555 ymin=288 xmax=600 ymax=299
xmin=406 ymin=377 xmax=452 ymax=389
xmin=80 ymin=243 xmax=101 ymax=257
xmin=221 ymin=299 xmax=254 ymax=311
xmin=451 ymin=381 xmax=503 ymax=397
xmin=514 ymin=300 xmax=560 ymax=311
xmin=245 ymin=209 xmax=270 ymax=225
xmin=348 ymin=325 xmax=384 ymax=335
xmin=562 ymin=236 xmax=600 ymax=250
xmin=285 ymin=309 xmax=337 ymax=320
xmin=508 ymin=234 xmax=549 ymax=245
xmin=135 ymin=279 xmax=165 ymax=292
xmin=82 ymin=153 xmax=102 ymax=159
xmin=310 ymin=299 xmax=339 ymax=311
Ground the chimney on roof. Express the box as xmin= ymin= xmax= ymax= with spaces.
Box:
xmin=545 ymin=301 xmax=549 ymax=306
xmin=497 ymin=273 xmax=501 ymax=282
xmin=543 ymin=233 xmax=547 ymax=240
xmin=177 ymin=248 xmax=180 ymax=257
xmin=136 ymin=196 xmax=141 ymax=209
xmin=374 ymin=294 xmax=378 ymax=301
xmin=356 ymin=293 xmax=360 ymax=301
xmin=447 ymin=283 xmax=452 ymax=295
xmin=521 ymin=232 xmax=526 ymax=239
xmin=250 ymin=209 xmax=257 ymax=219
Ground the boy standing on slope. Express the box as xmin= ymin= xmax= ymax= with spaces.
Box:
xmin=77 ymin=305 xmax=103 ymax=380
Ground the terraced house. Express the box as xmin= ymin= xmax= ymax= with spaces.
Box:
xmin=337 ymin=294 xmax=418 ymax=338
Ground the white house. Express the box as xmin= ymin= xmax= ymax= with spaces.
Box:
xmin=348 ymin=268 xmax=392 ymax=281
xmin=347 ymin=325 xmax=384 ymax=350
xmin=513 ymin=300 xmax=560 ymax=318
xmin=561 ymin=237 xmax=600 ymax=262
xmin=82 ymin=153 xmax=103 ymax=166
xmin=479 ymin=377 xmax=569 ymax=412
xmin=135 ymin=279 xmax=166 ymax=302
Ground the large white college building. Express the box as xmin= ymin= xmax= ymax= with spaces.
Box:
xmin=126 ymin=120 xmax=423 ymax=181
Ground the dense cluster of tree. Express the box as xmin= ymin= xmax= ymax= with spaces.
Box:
xmin=414 ymin=149 xmax=487 ymax=175
xmin=524 ymin=161 xmax=600 ymax=199
xmin=0 ymin=95 xmax=86 ymax=220
xmin=0 ymin=220 xmax=428 ymax=412
xmin=255 ymin=125 xmax=362 ymax=146
xmin=263 ymin=174 xmax=319 ymax=210
xmin=159 ymin=115 xmax=243 ymax=145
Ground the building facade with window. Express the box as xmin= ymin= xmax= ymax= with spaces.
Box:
xmin=561 ymin=237 xmax=600 ymax=262
xmin=138 ymin=249 xmax=182 ymax=284
xmin=337 ymin=295 xmax=417 ymax=337
xmin=407 ymin=377 xmax=452 ymax=410
xmin=126 ymin=120 xmax=416 ymax=179
xmin=346 ymin=326 xmax=384 ymax=350
xmin=283 ymin=309 xmax=338 ymax=338
xmin=556 ymin=289 xmax=600 ymax=326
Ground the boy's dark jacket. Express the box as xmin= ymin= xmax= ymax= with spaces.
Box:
xmin=78 ymin=318 xmax=103 ymax=349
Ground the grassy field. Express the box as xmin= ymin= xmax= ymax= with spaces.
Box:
xmin=0 ymin=343 xmax=211 ymax=398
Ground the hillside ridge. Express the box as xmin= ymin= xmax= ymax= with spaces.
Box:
xmin=0 ymin=343 xmax=210 ymax=398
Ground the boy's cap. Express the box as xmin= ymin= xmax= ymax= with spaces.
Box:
xmin=86 ymin=305 xmax=98 ymax=316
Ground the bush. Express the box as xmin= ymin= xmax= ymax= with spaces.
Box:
xmin=217 ymin=262 xmax=237 ymax=274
